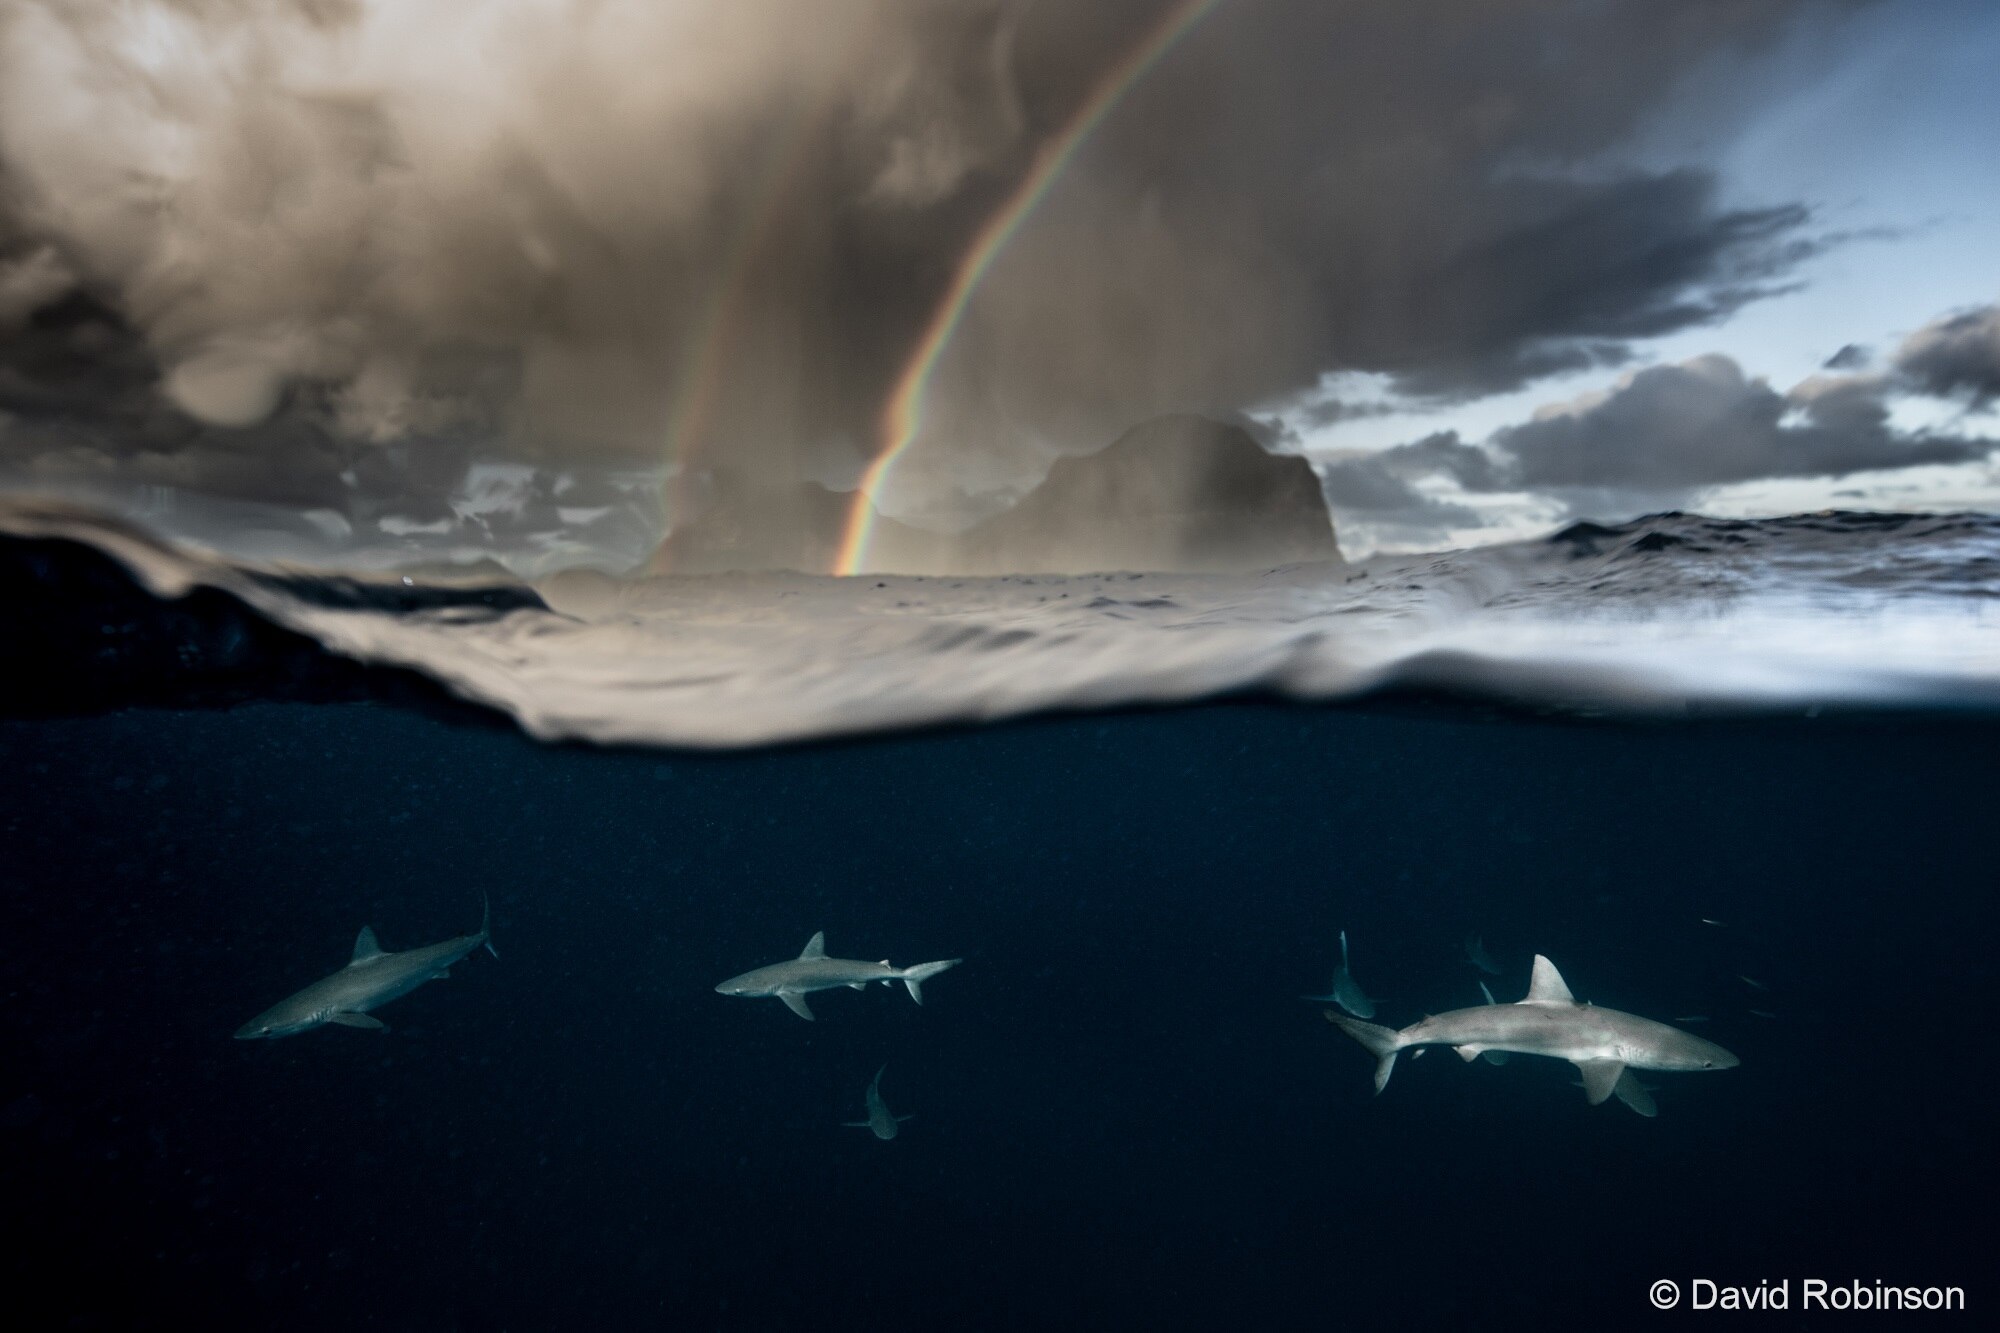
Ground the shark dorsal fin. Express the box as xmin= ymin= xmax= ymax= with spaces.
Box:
xmin=800 ymin=931 xmax=827 ymax=960
xmin=351 ymin=927 xmax=385 ymax=965
xmin=1524 ymin=955 xmax=1574 ymax=1005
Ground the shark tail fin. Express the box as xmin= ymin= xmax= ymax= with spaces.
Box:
xmin=479 ymin=893 xmax=499 ymax=960
xmin=898 ymin=958 xmax=961 ymax=1005
xmin=1325 ymin=1011 xmax=1402 ymax=1093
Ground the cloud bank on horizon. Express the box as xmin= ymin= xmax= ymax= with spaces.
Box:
xmin=0 ymin=0 xmax=1995 ymax=571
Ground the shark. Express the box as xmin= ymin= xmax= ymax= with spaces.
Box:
xmin=1325 ymin=954 xmax=1737 ymax=1109
xmin=1302 ymin=929 xmax=1377 ymax=1018
xmin=843 ymin=1065 xmax=915 ymax=1140
xmin=714 ymin=931 xmax=961 ymax=1021
xmin=236 ymin=897 xmax=497 ymax=1039
xmin=1464 ymin=934 xmax=1503 ymax=975
xmin=1474 ymin=981 xmax=1509 ymax=1064
xmin=1574 ymin=1069 xmax=1659 ymax=1117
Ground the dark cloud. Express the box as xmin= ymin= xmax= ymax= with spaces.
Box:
xmin=1318 ymin=432 xmax=1490 ymax=539
xmin=0 ymin=0 xmax=1875 ymax=567
xmin=1377 ymin=174 xmax=1817 ymax=400
xmin=1296 ymin=398 xmax=1396 ymax=432
xmin=1893 ymin=304 xmax=2000 ymax=407
xmin=1496 ymin=355 xmax=1987 ymax=507
xmin=1329 ymin=352 xmax=1994 ymax=541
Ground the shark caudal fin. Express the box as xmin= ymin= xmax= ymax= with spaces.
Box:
xmin=897 ymin=958 xmax=961 ymax=1005
xmin=1296 ymin=932 xmax=1360 ymax=996
xmin=1465 ymin=935 xmax=1502 ymax=975
xmin=1325 ymin=1011 xmax=1402 ymax=1093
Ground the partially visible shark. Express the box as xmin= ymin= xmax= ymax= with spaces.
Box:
xmin=1572 ymin=1069 xmax=1659 ymax=1117
xmin=715 ymin=932 xmax=961 ymax=1021
xmin=1475 ymin=982 xmax=1509 ymax=1064
xmin=1325 ymin=954 xmax=1737 ymax=1109
xmin=1302 ymin=929 xmax=1376 ymax=1018
xmin=236 ymin=897 xmax=497 ymax=1039
xmin=1464 ymin=934 xmax=1503 ymax=975
xmin=843 ymin=1065 xmax=915 ymax=1140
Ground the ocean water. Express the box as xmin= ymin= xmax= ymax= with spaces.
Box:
xmin=3 ymin=505 xmax=1996 ymax=1327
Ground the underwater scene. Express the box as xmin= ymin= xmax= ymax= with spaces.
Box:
xmin=3 ymin=512 xmax=1996 ymax=1327
xmin=3 ymin=0 xmax=1998 ymax=1326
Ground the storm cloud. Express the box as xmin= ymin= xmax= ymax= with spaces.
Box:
xmin=1894 ymin=304 xmax=2000 ymax=408
xmin=0 ymin=0 xmax=1892 ymax=568
xmin=1496 ymin=355 xmax=1986 ymax=509
xmin=1321 ymin=342 xmax=1998 ymax=546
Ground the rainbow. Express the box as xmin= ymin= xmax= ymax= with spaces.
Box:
xmin=832 ymin=0 xmax=1225 ymax=576
xmin=654 ymin=107 xmax=826 ymax=570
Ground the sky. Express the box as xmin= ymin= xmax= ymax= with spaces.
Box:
xmin=1293 ymin=0 xmax=2000 ymax=553
xmin=1 ymin=0 xmax=1997 ymax=571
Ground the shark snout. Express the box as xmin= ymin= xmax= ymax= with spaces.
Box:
xmin=1678 ymin=1036 xmax=1740 ymax=1070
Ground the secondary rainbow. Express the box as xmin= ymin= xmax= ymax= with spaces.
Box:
xmin=832 ymin=0 xmax=1225 ymax=576
xmin=654 ymin=109 xmax=825 ymax=569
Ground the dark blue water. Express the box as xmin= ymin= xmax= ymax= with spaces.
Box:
xmin=1 ymin=700 xmax=1990 ymax=1328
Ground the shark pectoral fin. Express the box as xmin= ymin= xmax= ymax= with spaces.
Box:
xmin=1526 ymin=955 xmax=1576 ymax=1005
xmin=1454 ymin=1045 xmax=1484 ymax=1063
xmin=330 ymin=1013 xmax=387 ymax=1031
xmin=1614 ymin=1071 xmax=1658 ymax=1118
xmin=1575 ymin=1060 xmax=1624 ymax=1105
xmin=780 ymin=992 xmax=815 ymax=1021
xmin=433 ymin=969 xmax=451 ymax=980
xmin=351 ymin=927 xmax=385 ymax=966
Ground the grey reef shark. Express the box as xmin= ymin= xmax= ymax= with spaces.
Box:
xmin=1325 ymin=954 xmax=1736 ymax=1115
xmin=843 ymin=1065 xmax=915 ymax=1140
xmin=1301 ymin=929 xmax=1377 ymax=1018
xmin=236 ymin=897 xmax=497 ymax=1039
xmin=715 ymin=931 xmax=961 ymax=1021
